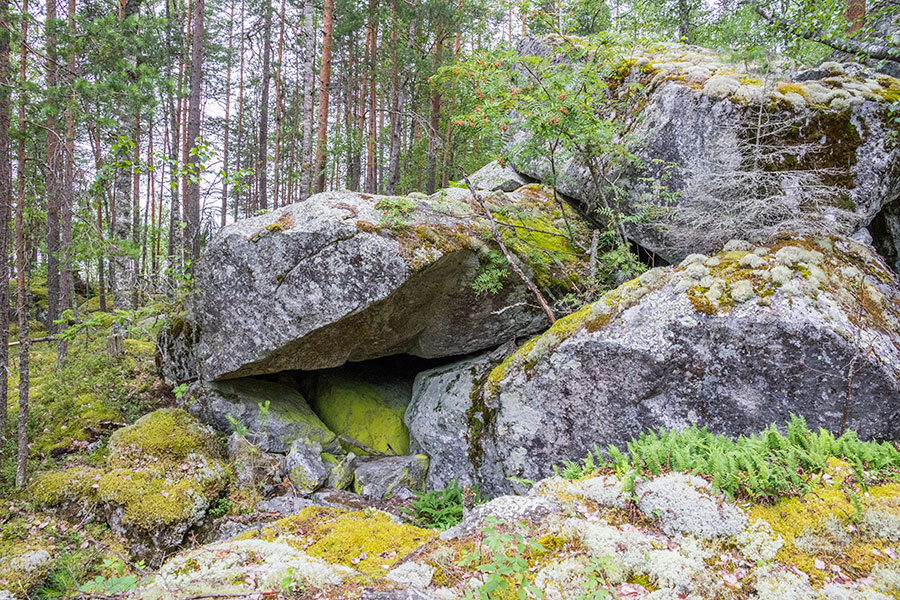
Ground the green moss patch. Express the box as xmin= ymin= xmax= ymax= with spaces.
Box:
xmin=107 ymin=408 xmax=221 ymax=466
xmin=240 ymin=505 xmax=437 ymax=575
xmin=306 ymin=370 xmax=412 ymax=455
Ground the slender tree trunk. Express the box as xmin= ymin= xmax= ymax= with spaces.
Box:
xmin=59 ymin=0 xmax=77 ymax=362
xmin=14 ymin=0 xmax=29 ymax=489
xmin=441 ymin=0 xmax=463 ymax=187
xmin=426 ymin=32 xmax=444 ymax=195
xmin=677 ymin=0 xmax=690 ymax=42
xmin=185 ymin=0 xmax=204 ymax=267
xmin=364 ymin=0 xmax=378 ymax=193
xmin=258 ymin=0 xmax=272 ymax=211
xmin=352 ymin=32 xmax=366 ymax=191
xmin=45 ymin=0 xmax=61 ymax=344
xmin=112 ymin=0 xmax=143 ymax=307
xmin=0 ymin=0 xmax=10 ymax=448
xmin=389 ymin=17 xmax=415 ymax=194
xmin=222 ymin=0 xmax=234 ymax=227
xmin=299 ymin=0 xmax=315 ymax=200
xmin=846 ymin=0 xmax=865 ymax=32
xmin=272 ymin=0 xmax=285 ymax=208
xmin=386 ymin=0 xmax=399 ymax=194
xmin=131 ymin=115 xmax=141 ymax=308
xmin=235 ymin=0 xmax=245 ymax=215
xmin=313 ymin=0 xmax=334 ymax=194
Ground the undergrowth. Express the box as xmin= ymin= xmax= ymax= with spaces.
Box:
xmin=554 ymin=415 xmax=900 ymax=501
xmin=403 ymin=480 xmax=486 ymax=530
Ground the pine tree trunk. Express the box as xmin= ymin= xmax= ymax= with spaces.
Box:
xmin=235 ymin=0 xmax=245 ymax=216
xmin=185 ymin=0 xmax=204 ymax=267
xmin=299 ymin=0 xmax=315 ymax=201
xmin=313 ymin=0 xmax=334 ymax=194
xmin=388 ymin=18 xmax=415 ymax=195
xmin=364 ymin=0 xmax=378 ymax=194
xmin=352 ymin=32 xmax=366 ymax=192
xmin=272 ymin=0 xmax=285 ymax=208
xmin=45 ymin=0 xmax=61 ymax=343
xmin=222 ymin=0 xmax=234 ymax=227
xmin=846 ymin=0 xmax=865 ymax=32
xmin=14 ymin=0 xmax=29 ymax=489
xmin=58 ymin=0 xmax=77 ymax=363
xmin=0 ymin=0 xmax=11 ymax=448
xmin=258 ymin=0 xmax=272 ymax=211
xmin=426 ymin=32 xmax=443 ymax=195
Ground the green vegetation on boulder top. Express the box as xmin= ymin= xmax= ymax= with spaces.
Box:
xmin=108 ymin=408 xmax=221 ymax=466
xmin=557 ymin=415 xmax=900 ymax=501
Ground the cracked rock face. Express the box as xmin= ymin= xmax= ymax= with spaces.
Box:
xmin=475 ymin=237 xmax=900 ymax=493
xmin=177 ymin=187 xmax=588 ymax=382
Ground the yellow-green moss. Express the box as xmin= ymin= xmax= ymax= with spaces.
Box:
xmin=108 ymin=408 xmax=220 ymax=466
xmin=748 ymin=460 xmax=900 ymax=583
xmin=97 ymin=465 xmax=221 ymax=529
xmin=29 ymin=467 xmax=103 ymax=507
xmin=239 ymin=506 xmax=437 ymax=575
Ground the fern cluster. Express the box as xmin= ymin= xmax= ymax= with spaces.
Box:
xmin=555 ymin=415 xmax=900 ymax=501
xmin=403 ymin=480 xmax=485 ymax=530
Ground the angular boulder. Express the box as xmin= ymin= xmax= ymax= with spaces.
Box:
xmin=184 ymin=378 xmax=338 ymax=454
xmin=508 ymin=40 xmax=900 ymax=263
xmin=405 ymin=346 xmax=512 ymax=490
xmin=353 ymin=455 xmax=429 ymax=500
xmin=468 ymin=160 xmax=528 ymax=192
xmin=285 ymin=440 xmax=329 ymax=494
xmin=173 ymin=186 xmax=591 ymax=382
xmin=472 ymin=236 xmax=900 ymax=494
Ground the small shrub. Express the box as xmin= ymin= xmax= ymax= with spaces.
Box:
xmin=457 ymin=517 xmax=545 ymax=600
xmin=403 ymin=480 xmax=485 ymax=530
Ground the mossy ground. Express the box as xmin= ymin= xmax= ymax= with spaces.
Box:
xmin=0 ymin=303 xmax=182 ymax=597
xmin=237 ymin=505 xmax=437 ymax=575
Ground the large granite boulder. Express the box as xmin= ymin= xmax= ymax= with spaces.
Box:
xmin=460 ymin=236 xmax=900 ymax=494
xmin=405 ymin=345 xmax=513 ymax=490
xmin=508 ymin=39 xmax=900 ymax=263
xmin=168 ymin=186 xmax=591 ymax=382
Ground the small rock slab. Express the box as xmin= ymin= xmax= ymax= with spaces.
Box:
xmin=353 ymin=455 xmax=429 ymax=500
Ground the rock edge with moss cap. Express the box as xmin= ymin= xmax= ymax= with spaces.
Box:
xmin=468 ymin=235 xmax=900 ymax=495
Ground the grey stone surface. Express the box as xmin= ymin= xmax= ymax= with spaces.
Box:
xmin=473 ymin=237 xmax=900 ymax=495
xmin=635 ymin=473 xmax=747 ymax=538
xmin=406 ymin=347 xmax=511 ymax=490
xmin=508 ymin=40 xmax=900 ymax=263
xmin=184 ymin=378 xmax=338 ymax=454
xmin=353 ymin=455 xmax=429 ymax=500
xmin=285 ymin=440 xmax=329 ymax=494
xmin=256 ymin=494 xmax=315 ymax=515
xmin=173 ymin=187 xmax=589 ymax=382
xmin=468 ymin=161 xmax=528 ymax=192
xmin=440 ymin=495 xmax=562 ymax=540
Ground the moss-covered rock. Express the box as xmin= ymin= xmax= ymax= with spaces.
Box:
xmin=305 ymin=368 xmax=412 ymax=455
xmin=99 ymin=408 xmax=227 ymax=562
xmin=352 ymin=455 xmax=429 ymax=500
xmin=237 ymin=505 xmax=437 ymax=575
xmin=184 ymin=378 xmax=338 ymax=454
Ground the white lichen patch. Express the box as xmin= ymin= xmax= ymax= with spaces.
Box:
xmin=137 ymin=538 xmax=351 ymax=599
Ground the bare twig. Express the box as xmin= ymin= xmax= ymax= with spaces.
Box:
xmin=461 ymin=173 xmax=556 ymax=324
